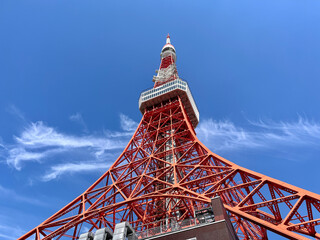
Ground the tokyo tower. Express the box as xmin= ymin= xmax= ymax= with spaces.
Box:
xmin=19 ymin=35 xmax=320 ymax=240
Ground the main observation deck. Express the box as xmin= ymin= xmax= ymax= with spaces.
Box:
xmin=139 ymin=79 xmax=199 ymax=128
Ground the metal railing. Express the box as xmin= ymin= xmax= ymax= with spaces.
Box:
xmin=138 ymin=78 xmax=200 ymax=125
xmin=136 ymin=217 xmax=213 ymax=239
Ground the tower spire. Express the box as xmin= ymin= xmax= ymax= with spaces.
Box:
xmin=153 ymin=34 xmax=178 ymax=87
xmin=166 ymin=33 xmax=171 ymax=44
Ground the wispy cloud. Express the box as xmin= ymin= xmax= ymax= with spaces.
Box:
xmin=5 ymin=121 xmax=124 ymax=170
xmin=3 ymin=109 xmax=320 ymax=180
xmin=0 ymin=138 xmax=7 ymax=160
xmin=120 ymin=113 xmax=138 ymax=131
xmin=197 ymin=119 xmax=261 ymax=151
xmin=0 ymin=224 xmax=25 ymax=240
xmin=103 ymin=114 xmax=138 ymax=138
xmin=1 ymin=113 xmax=138 ymax=180
xmin=70 ymin=112 xmax=88 ymax=133
xmin=249 ymin=118 xmax=320 ymax=145
xmin=42 ymin=162 xmax=112 ymax=181
xmin=14 ymin=121 xmax=119 ymax=149
xmin=6 ymin=104 xmax=26 ymax=122
xmin=197 ymin=117 xmax=320 ymax=152
xmin=7 ymin=147 xmax=48 ymax=169
xmin=0 ymin=184 xmax=45 ymax=206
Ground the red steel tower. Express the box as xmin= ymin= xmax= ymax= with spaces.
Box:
xmin=19 ymin=35 xmax=320 ymax=240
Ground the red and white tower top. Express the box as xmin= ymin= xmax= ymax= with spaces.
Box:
xmin=140 ymin=35 xmax=199 ymax=127
xmin=153 ymin=34 xmax=178 ymax=88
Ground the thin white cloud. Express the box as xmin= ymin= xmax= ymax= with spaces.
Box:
xmin=1 ymin=113 xmax=138 ymax=180
xmin=69 ymin=112 xmax=83 ymax=122
xmin=5 ymin=121 xmax=126 ymax=170
xmin=0 ymin=230 xmax=20 ymax=240
xmin=4 ymin=109 xmax=320 ymax=180
xmin=15 ymin=121 xmax=116 ymax=148
xmin=6 ymin=104 xmax=26 ymax=122
xmin=196 ymin=119 xmax=262 ymax=150
xmin=7 ymin=148 xmax=46 ymax=170
xmin=6 ymin=147 xmax=66 ymax=170
xmin=120 ymin=113 xmax=138 ymax=131
xmin=0 ymin=233 xmax=15 ymax=240
xmin=102 ymin=114 xmax=138 ymax=138
xmin=197 ymin=117 xmax=320 ymax=152
xmin=0 ymin=223 xmax=25 ymax=240
xmin=0 ymin=184 xmax=45 ymax=206
xmin=42 ymin=162 xmax=112 ymax=181
xmin=250 ymin=118 xmax=320 ymax=144
xmin=70 ymin=112 xmax=88 ymax=132
xmin=0 ymin=137 xmax=6 ymax=150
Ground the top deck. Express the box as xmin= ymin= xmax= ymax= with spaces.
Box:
xmin=139 ymin=79 xmax=199 ymax=128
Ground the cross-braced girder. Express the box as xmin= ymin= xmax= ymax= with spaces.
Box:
xmin=19 ymin=97 xmax=320 ymax=240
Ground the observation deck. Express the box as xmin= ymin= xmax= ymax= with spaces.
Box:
xmin=139 ymin=79 xmax=199 ymax=128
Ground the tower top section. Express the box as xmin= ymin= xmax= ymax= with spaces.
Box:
xmin=166 ymin=33 xmax=170 ymax=42
xmin=161 ymin=34 xmax=176 ymax=53
xmin=139 ymin=35 xmax=199 ymax=128
xmin=153 ymin=34 xmax=178 ymax=88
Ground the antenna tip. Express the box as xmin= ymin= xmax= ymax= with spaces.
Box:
xmin=166 ymin=34 xmax=171 ymax=44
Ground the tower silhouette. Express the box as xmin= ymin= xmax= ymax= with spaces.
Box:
xmin=19 ymin=35 xmax=320 ymax=240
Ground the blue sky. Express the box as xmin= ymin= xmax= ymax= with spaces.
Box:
xmin=1 ymin=0 xmax=320 ymax=239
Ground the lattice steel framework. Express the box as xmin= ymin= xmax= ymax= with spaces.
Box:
xmin=19 ymin=36 xmax=320 ymax=240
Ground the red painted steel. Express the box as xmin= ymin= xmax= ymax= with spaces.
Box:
xmin=18 ymin=37 xmax=320 ymax=240
xmin=18 ymin=97 xmax=320 ymax=240
xmin=153 ymin=35 xmax=177 ymax=88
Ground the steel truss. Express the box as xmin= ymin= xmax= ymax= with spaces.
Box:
xmin=19 ymin=97 xmax=320 ymax=240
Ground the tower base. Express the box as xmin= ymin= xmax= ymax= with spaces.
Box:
xmin=142 ymin=197 xmax=238 ymax=240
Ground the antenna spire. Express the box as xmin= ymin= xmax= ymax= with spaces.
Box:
xmin=166 ymin=33 xmax=171 ymax=44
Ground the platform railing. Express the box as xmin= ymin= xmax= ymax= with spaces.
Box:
xmin=135 ymin=217 xmax=214 ymax=239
